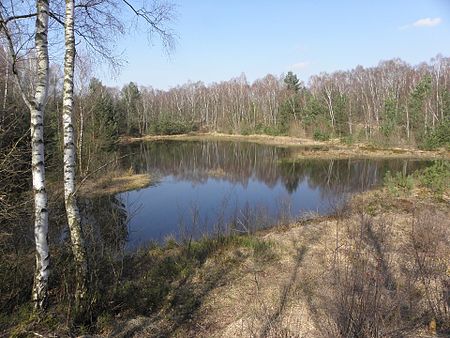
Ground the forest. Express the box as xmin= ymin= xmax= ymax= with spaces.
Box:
xmin=4 ymin=52 xmax=449 ymax=158
xmin=89 ymin=55 xmax=450 ymax=150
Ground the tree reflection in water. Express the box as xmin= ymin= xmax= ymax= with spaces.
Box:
xmin=114 ymin=141 xmax=431 ymax=249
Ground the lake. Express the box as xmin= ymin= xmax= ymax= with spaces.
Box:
xmin=115 ymin=140 xmax=430 ymax=249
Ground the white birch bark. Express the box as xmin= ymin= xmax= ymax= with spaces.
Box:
xmin=31 ymin=0 xmax=50 ymax=310
xmin=63 ymin=0 xmax=88 ymax=312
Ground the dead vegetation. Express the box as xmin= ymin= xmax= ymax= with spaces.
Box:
xmin=106 ymin=187 xmax=449 ymax=338
xmin=79 ymin=171 xmax=155 ymax=197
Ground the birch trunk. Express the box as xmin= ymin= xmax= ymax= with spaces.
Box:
xmin=32 ymin=0 xmax=50 ymax=310
xmin=63 ymin=0 xmax=89 ymax=313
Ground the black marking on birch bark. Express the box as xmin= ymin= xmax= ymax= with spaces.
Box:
xmin=34 ymin=187 xmax=46 ymax=193
xmin=32 ymin=160 xmax=45 ymax=167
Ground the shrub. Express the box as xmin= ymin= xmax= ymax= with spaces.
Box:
xmin=253 ymin=124 xmax=284 ymax=136
xmin=313 ymin=129 xmax=330 ymax=141
xmin=384 ymin=170 xmax=414 ymax=195
xmin=150 ymin=118 xmax=198 ymax=135
xmin=417 ymin=161 xmax=450 ymax=195
xmin=420 ymin=120 xmax=450 ymax=150
xmin=341 ymin=135 xmax=354 ymax=145
xmin=384 ymin=161 xmax=449 ymax=198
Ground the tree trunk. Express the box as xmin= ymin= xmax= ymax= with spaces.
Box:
xmin=31 ymin=0 xmax=50 ymax=311
xmin=78 ymin=107 xmax=84 ymax=174
xmin=406 ymin=104 xmax=410 ymax=140
xmin=3 ymin=59 xmax=8 ymax=111
xmin=63 ymin=0 xmax=88 ymax=314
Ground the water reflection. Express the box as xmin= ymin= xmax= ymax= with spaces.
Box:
xmin=79 ymin=195 xmax=128 ymax=253
xmin=116 ymin=141 xmax=430 ymax=249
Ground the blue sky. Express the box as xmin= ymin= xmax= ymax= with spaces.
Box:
xmin=102 ymin=0 xmax=450 ymax=89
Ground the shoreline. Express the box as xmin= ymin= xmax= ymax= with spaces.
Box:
xmin=120 ymin=132 xmax=450 ymax=160
xmin=109 ymin=186 xmax=450 ymax=337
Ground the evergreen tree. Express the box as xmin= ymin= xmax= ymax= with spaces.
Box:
xmin=284 ymin=71 xmax=300 ymax=92
xmin=408 ymin=75 xmax=431 ymax=136
xmin=381 ymin=96 xmax=398 ymax=137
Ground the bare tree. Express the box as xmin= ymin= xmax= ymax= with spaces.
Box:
xmin=59 ymin=0 xmax=176 ymax=316
xmin=62 ymin=0 xmax=88 ymax=314
xmin=0 ymin=0 xmax=51 ymax=310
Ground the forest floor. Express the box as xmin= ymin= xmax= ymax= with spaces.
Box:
xmin=121 ymin=132 xmax=450 ymax=160
xmin=105 ymin=185 xmax=450 ymax=338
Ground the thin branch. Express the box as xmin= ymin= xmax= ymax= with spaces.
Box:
xmin=0 ymin=14 xmax=33 ymax=110
xmin=0 ymin=12 xmax=37 ymax=25
xmin=121 ymin=0 xmax=175 ymax=50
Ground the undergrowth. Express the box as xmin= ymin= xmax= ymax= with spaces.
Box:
xmin=2 ymin=233 xmax=275 ymax=337
xmin=384 ymin=160 xmax=449 ymax=198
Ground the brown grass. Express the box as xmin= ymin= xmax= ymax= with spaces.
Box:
xmin=111 ymin=188 xmax=449 ymax=337
xmin=121 ymin=132 xmax=326 ymax=147
xmin=80 ymin=172 xmax=154 ymax=197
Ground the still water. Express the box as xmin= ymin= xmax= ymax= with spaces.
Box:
xmin=116 ymin=141 xmax=430 ymax=248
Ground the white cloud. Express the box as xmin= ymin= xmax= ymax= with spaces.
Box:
xmin=401 ymin=17 xmax=442 ymax=29
xmin=291 ymin=62 xmax=309 ymax=71
xmin=413 ymin=17 xmax=442 ymax=27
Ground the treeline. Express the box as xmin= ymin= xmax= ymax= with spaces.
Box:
xmin=74 ymin=55 xmax=449 ymax=149
xmin=2 ymin=54 xmax=449 ymax=178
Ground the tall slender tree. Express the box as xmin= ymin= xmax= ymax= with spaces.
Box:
xmin=58 ymin=0 xmax=176 ymax=315
xmin=62 ymin=0 xmax=88 ymax=314
xmin=0 ymin=0 xmax=51 ymax=310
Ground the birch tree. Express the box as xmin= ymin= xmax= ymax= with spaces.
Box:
xmin=62 ymin=0 xmax=88 ymax=313
xmin=0 ymin=0 xmax=51 ymax=310
xmin=57 ymin=0 xmax=176 ymax=315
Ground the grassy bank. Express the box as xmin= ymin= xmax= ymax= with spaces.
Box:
xmin=121 ymin=132 xmax=450 ymax=160
xmin=2 ymin=162 xmax=449 ymax=337
xmin=120 ymin=132 xmax=325 ymax=147
xmin=79 ymin=171 xmax=155 ymax=197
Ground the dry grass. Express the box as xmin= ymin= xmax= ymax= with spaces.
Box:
xmin=111 ymin=188 xmax=449 ymax=337
xmin=80 ymin=172 xmax=154 ymax=197
xmin=292 ymin=143 xmax=449 ymax=160
xmin=121 ymin=132 xmax=327 ymax=147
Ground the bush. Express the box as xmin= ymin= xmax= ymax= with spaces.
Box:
xmin=341 ymin=135 xmax=354 ymax=145
xmin=417 ymin=161 xmax=450 ymax=195
xmin=420 ymin=120 xmax=450 ymax=150
xmin=252 ymin=124 xmax=284 ymax=136
xmin=384 ymin=161 xmax=449 ymax=198
xmin=384 ymin=170 xmax=414 ymax=195
xmin=150 ymin=118 xmax=198 ymax=135
xmin=313 ymin=129 xmax=330 ymax=141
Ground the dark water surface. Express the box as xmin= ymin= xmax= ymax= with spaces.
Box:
xmin=116 ymin=141 xmax=430 ymax=249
